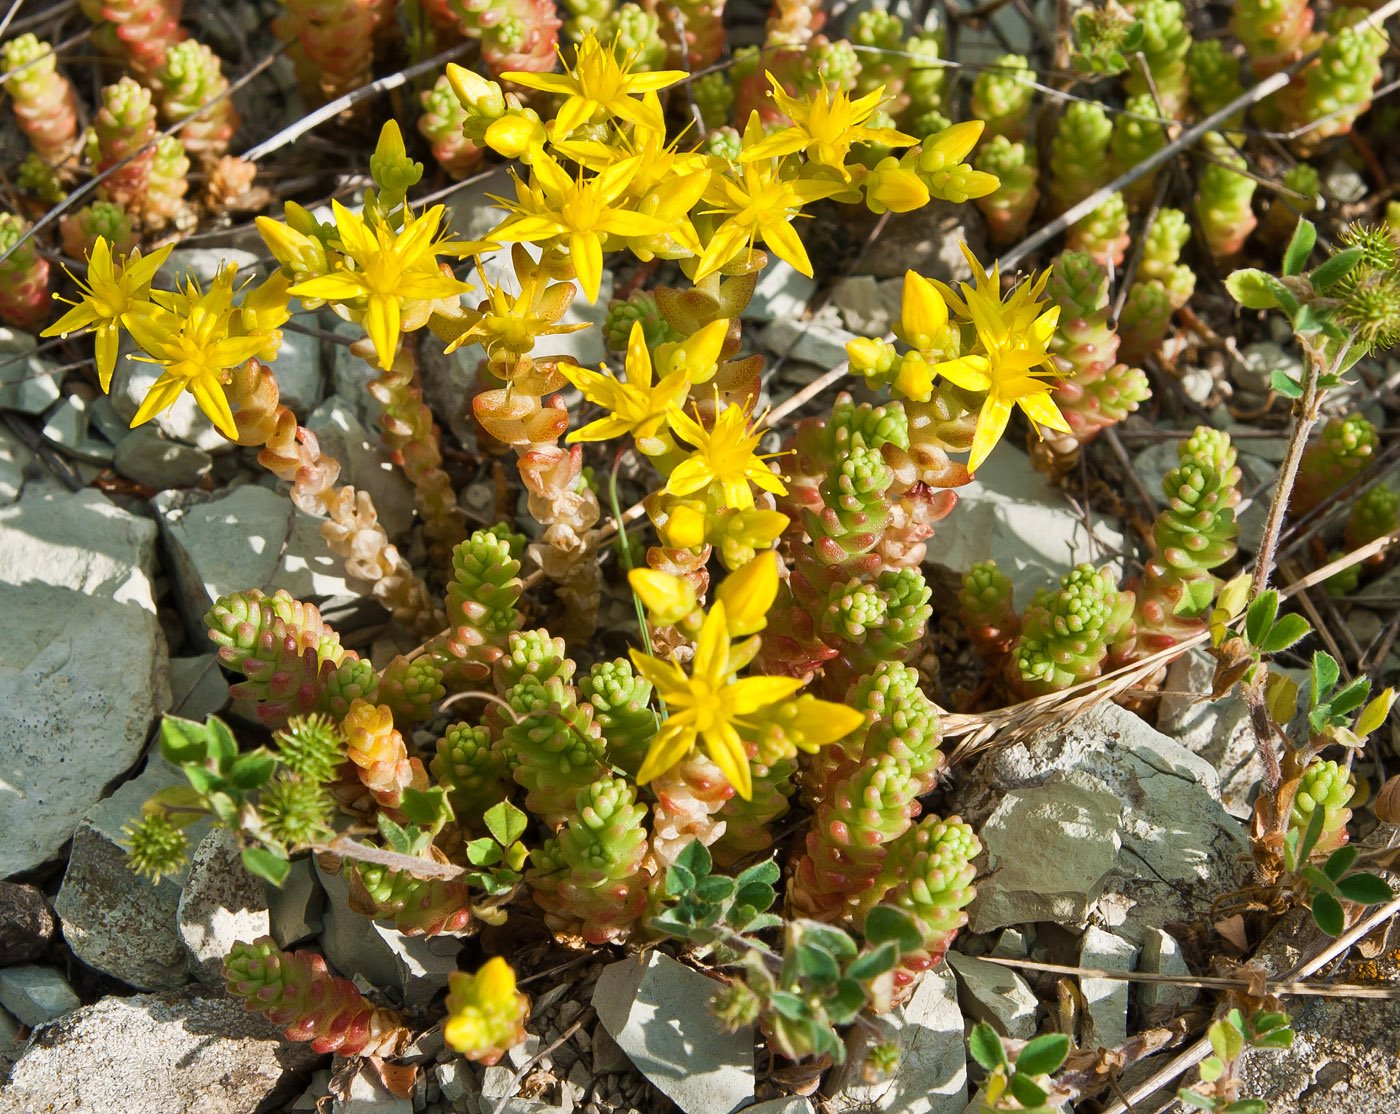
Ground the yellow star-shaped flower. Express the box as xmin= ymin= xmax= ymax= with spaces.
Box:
xmin=666 ymin=402 xmax=788 ymax=509
xmin=502 ymin=33 xmax=687 ymax=141
xmin=740 ymin=73 xmax=917 ymax=179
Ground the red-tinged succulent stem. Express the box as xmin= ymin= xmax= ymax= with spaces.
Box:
xmin=1 ymin=34 xmax=79 ymax=168
xmin=274 ymin=0 xmax=380 ymax=101
xmin=89 ymin=77 xmax=157 ymax=213
xmin=60 ymin=202 xmax=137 ymax=260
xmin=224 ymin=937 xmax=410 ymax=1055
xmin=420 ymin=74 xmax=485 ymax=178
xmin=157 ymin=39 xmax=240 ymax=162
xmin=82 ymin=0 xmax=187 ymax=84
xmin=451 ymin=0 xmax=562 ymax=74
xmin=0 ymin=214 xmax=51 ymax=333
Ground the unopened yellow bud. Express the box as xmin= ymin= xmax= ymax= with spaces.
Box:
xmin=715 ymin=551 xmax=779 ymax=637
xmin=446 ymin=63 xmax=507 ymax=118
xmin=866 ymin=162 xmax=931 ymax=215
xmin=374 ymin=119 xmax=407 ymax=161
xmin=628 ymin=568 xmax=697 ymax=625
xmin=846 ymin=335 xmax=896 ymax=375
xmin=918 ymin=120 xmax=984 ymax=170
xmin=900 ymin=271 xmax=948 ymax=348
xmin=662 ymin=502 xmax=708 ymax=549
xmin=484 ymin=115 xmax=545 ymax=159
xmin=893 ymin=351 xmax=935 ymax=402
xmin=663 ymin=318 xmax=730 ymax=384
xmin=255 ymin=216 xmax=326 ymax=275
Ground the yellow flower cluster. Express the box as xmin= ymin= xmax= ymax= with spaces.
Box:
xmin=847 ymin=246 xmax=1068 ymax=473
xmin=42 ymin=238 xmax=289 ymax=439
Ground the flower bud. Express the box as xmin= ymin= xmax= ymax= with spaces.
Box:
xmin=446 ymin=63 xmax=507 ymax=119
xmin=716 ymin=551 xmax=779 ymax=637
xmin=900 ymin=270 xmax=949 ymax=348
xmin=628 ymin=568 xmax=697 ymax=625
xmin=484 ymin=115 xmax=545 ymax=159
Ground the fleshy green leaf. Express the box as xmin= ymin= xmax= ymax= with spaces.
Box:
xmin=1336 ymin=872 xmax=1394 ymax=905
xmin=1311 ymin=891 xmax=1345 ymax=935
xmin=1015 ymin=1033 xmax=1071 ymax=1077
xmin=846 ymin=942 xmax=898 ymax=982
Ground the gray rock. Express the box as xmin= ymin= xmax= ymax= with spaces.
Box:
xmin=0 ymin=965 xmax=80 ymax=1027
xmin=0 ymin=882 xmax=55 ymax=963
xmin=0 ymin=1006 xmax=21 ymax=1060
xmin=55 ymin=752 xmax=211 ymax=990
xmin=333 ymin=1066 xmax=414 ymax=1114
xmin=168 ymin=654 xmax=230 ymax=721
xmin=114 ymin=425 xmax=214 ymax=488
xmin=329 ymin=314 xmax=380 ymax=421
xmin=0 ymin=426 xmax=33 ymax=503
xmin=923 ymin=444 xmax=1124 ymax=604
xmin=1234 ymin=341 xmax=1302 ymax=399
xmin=943 ymin=951 xmax=1038 ymax=1039
xmin=374 ymin=923 xmax=463 ymax=1008
xmin=852 ymin=202 xmax=987 ymax=282
xmin=990 ymin=928 xmax=1030 ymax=959
xmin=87 ymin=394 xmax=131 ymax=448
xmin=743 ymin=259 xmax=815 ymax=322
xmin=825 ymin=968 xmax=966 ymax=1114
xmin=830 ymin=274 xmax=901 ymax=336
xmin=156 ymin=483 xmax=372 ymax=641
xmin=1321 ymin=159 xmax=1367 ymax=204
xmin=0 ymin=487 xmax=168 ymax=876
xmin=963 ymin=703 xmax=1248 ymax=935
xmin=268 ymin=321 xmax=324 ymax=416
xmin=266 ymin=855 xmax=325 ymax=947
xmin=744 ymin=1100 xmax=814 ymax=1114
xmin=177 ymin=828 xmax=271 ymax=984
xmin=42 ymin=392 xmax=114 ymax=463
xmin=1138 ymin=928 xmax=1196 ymax=1018
xmin=1156 ymin=649 xmax=1265 ymax=820
xmin=1079 ymin=927 xmax=1136 ymax=1049
xmin=0 ymin=326 xmax=61 ymax=413
xmin=437 ymin=1059 xmax=482 ymax=1113
xmin=0 ymin=989 xmax=318 ymax=1114
xmin=760 ymin=314 xmax=855 ymax=369
xmin=592 ymin=951 xmax=754 ymax=1114
xmin=306 ymin=397 xmax=415 ymax=539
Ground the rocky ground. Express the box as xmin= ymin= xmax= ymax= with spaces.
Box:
xmin=1 ymin=173 xmax=1398 ymax=1114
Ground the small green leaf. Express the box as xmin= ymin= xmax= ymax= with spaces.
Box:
xmin=1252 ymin=1011 xmax=1290 ymax=1035
xmin=1311 ymin=891 xmax=1345 ymax=935
xmin=375 ymin=815 xmax=414 ymax=855
xmin=503 ymin=841 xmax=528 ymax=871
xmin=1208 ymin=1017 xmax=1244 ymax=1062
xmin=665 ymin=862 xmax=696 ymax=897
xmin=1177 ymin=1089 xmax=1220 ymax=1110
xmin=1015 ymin=1033 xmax=1071 ymax=1077
xmin=241 ymin=846 xmax=290 ymax=885
xmin=1226 ymin=268 xmax=1281 ymax=310
xmin=796 ymin=943 xmax=842 ymax=983
xmin=734 ymin=881 xmax=777 ymax=913
xmin=1223 ymin=1101 xmax=1268 ymax=1114
xmin=228 ymin=750 xmax=277 ymax=791
xmin=1009 ymin=1074 xmax=1049 ymax=1109
xmin=735 ymin=860 xmax=780 ymax=887
xmin=1270 ymin=369 xmax=1304 ymax=398
xmin=1299 ymin=865 xmax=1336 ymax=895
xmin=1199 ymin=1056 xmax=1225 ymax=1083
xmin=1283 ymin=219 xmax=1317 ymax=276
xmin=1176 ymin=577 xmax=1219 ymax=618
xmin=674 ymin=838 xmax=712 ymax=881
xmin=160 ymin=716 xmax=210 ymax=766
xmin=827 ymin=978 xmax=867 ymax=1024
xmin=1310 ymin=652 xmax=1340 ymax=701
xmin=1310 ymin=246 xmax=1364 ymax=291
xmin=1259 ymin=613 xmax=1310 ymax=653
xmin=1245 ymin=591 xmax=1279 ymax=647
xmin=846 ymin=942 xmax=898 ymax=982
xmin=206 ymin=716 xmax=239 ymax=767
xmin=483 ymin=800 xmax=527 ymax=847
xmin=864 ymin=906 xmax=923 ymax=952
xmin=968 ymin=1022 xmax=1007 ymax=1071
xmin=801 ymin=924 xmax=859 ymax=960
xmin=1250 ymin=1028 xmax=1295 ymax=1050
xmin=183 ymin=765 xmax=226 ymax=797
xmin=1336 ymin=872 xmax=1394 ymax=905
xmin=1354 ymin=688 xmax=1396 ymax=737
xmin=1323 ymin=845 xmax=1358 ymax=882
xmin=401 ymin=786 xmax=453 ymax=831
xmin=695 ymin=875 xmax=736 ymax=903
xmin=465 ymin=837 xmax=501 ymax=866
xmin=768 ymin=991 xmax=813 ymax=1022
xmin=1329 ymin=677 xmax=1371 ymax=718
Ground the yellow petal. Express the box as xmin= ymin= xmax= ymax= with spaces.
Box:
xmin=901 ymin=271 xmax=949 ymax=343
xmin=725 ymin=675 xmax=804 ymax=715
xmin=130 ymin=372 xmax=186 ymax=428
xmin=691 ymin=604 xmax=730 ymax=685
xmin=628 ymin=568 xmax=697 ymax=625
xmin=703 ymin=720 xmax=752 ymax=800
xmin=570 ymin=231 xmax=604 ymax=303
xmin=625 ymin=320 xmax=653 ymax=388
xmin=636 ymin=719 xmax=696 ymax=785
xmin=628 ymin=647 xmax=689 ymax=696
xmin=758 ymin=218 xmax=812 ymax=278
xmin=1018 ymin=390 xmax=1071 ymax=433
xmin=968 ymin=395 xmax=1013 ymax=473
xmin=365 ymin=294 xmax=401 ymax=369
xmin=94 ymin=324 xmax=118 ymax=392
xmin=715 ymin=551 xmax=779 ymax=637
xmin=190 ymin=372 xmax=239 ymax=440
